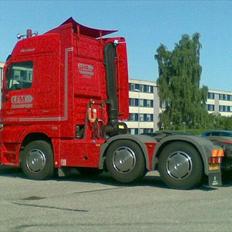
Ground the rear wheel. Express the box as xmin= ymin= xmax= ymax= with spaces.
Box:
xmin=21 ymin=140 xmax=54 ymax=180
xmin=106 ymin=140 xmax=146 ymax=183
xmin=158 ymin=142 xmax=203 ymax=189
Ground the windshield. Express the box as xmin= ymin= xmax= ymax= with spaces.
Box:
xmin=7 ymin=61 xmax=33 ymax=90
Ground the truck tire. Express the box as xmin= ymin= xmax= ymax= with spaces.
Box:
xmin=158 ymin=142 xmax=203 ymax=189
xmin=106 ymin=140 xmax=146 ymax=183
xmin=21 ymin=140 xmax=54 ymax=180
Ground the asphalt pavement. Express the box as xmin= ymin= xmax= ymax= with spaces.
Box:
xmin=0 ymin=166 xmax=232 ymax=232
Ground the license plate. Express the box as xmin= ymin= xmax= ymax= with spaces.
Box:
xmin=208 ymin=172 xmax=222 ymax=186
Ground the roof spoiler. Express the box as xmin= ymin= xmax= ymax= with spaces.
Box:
xmin=47 ymin=17 xmax=118 ymax=38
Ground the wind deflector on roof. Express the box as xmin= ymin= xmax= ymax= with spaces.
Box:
xmin=47 ymin=17 xmax=118 ymax=38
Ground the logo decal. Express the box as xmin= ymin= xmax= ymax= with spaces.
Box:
xmin=11 ymin=95 xmax=33 ymax=109
xmin=78 ymin=63 xmax=94 ymax=77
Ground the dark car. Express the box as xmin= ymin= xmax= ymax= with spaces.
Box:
xmin=201 ymin=130 xmax=232 ymax=171
xmin=141 ymin=130 xmax=193 ymax=142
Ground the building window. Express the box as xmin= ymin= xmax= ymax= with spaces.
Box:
xmin=144 ymin=114 xmax=153 ymax=121
xmin=208 ymin=92 xmax=215 ymax=99
xmin=135 ymin=99 xmax=139 ymax=106
xmin=147 ymin=85 xmax=154 ymax=93
xmin=229 ymin=95 xmax=232 ymax=101
xmin=141 ymin=84 xmax=154 ymax=93
xmin=219 ymin=105 xmax=232 ymax=112
xmin=135 ymin=84 xmax=140 ymax=91
xmin=129 ymin=83 xmax=154 ymax=94
xmin=129 ymin=113 xmax=154 ymax=122
xmin=128 ymin=128 xmax=140 ymax=135
xmin=129 ymin=98 xmax=153 ymax=108
xmin=139 ymin=99 xmax=143 ymax=107
xmin=129 ymin=98 xmax=139 ymax=106
xmin=129 ymin=128 xmax=135 ymax=135
xmin=134 ymin=128 xmax=139 ymax=135
xmin=129 ymin=83 xmax=135 ymax=91
xmin=143 ymin=128 xmax=153 ymax=134
xmin=218 ymin=94 xmax=232 ymax=101
xmin=129 ymin=113 xmax=138 ymax=121
xmin=143 ymin=99 xmax=147 ymax=107
xmin=146 ymin=100 xmax=153 ymax=107
xmin=219 ymin=94 xmax=227 ymax=101
xmin=143 ymin=85 xmax=147 ymax=93
xmin=207 ymin=104 xmax=215 ymax=111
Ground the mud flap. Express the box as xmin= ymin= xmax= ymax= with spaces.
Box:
xmin=208 ymin=172 xmax=222 ymax=187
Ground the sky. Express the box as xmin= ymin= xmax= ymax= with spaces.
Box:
xmin=0 ymin=0 xmax=232 ymax=91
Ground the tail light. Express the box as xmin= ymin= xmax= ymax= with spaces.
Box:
xmin=209 ymin=157 xmax=222 ymax=164
xmin=211 ymin=149 xmax=224 ymax=158
xmin=208 ymin=149 xmax=224 ymax=171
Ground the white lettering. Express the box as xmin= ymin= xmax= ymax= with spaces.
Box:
xmin=78 ymin=63 xmax=94 ymax=77
xmin=20 ymin=48 xmax=35 ymax=53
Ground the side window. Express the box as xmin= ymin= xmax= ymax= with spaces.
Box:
xmin=211 ymin=132 xmax=219 ymax=136
xmin=7 ymin=61 xmax=33 ymax=90
xmin=203 ymin=132 xmax=211 ymax=137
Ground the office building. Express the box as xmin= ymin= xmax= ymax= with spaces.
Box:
xmin=127 ymin=79 xmax=232 ymax=134
xmin=126 ymin=79 xmax=159 ymax=134
xmin=207 ymin=89 xmax=232 ymax=117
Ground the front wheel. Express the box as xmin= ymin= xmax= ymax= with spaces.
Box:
xmin=21 ymin=140 xmax=54 ymax=180
xmin=158 ymin=142 xmax=203 ymax=189
xmin=106 ymin=140 xmax=146 ymax=183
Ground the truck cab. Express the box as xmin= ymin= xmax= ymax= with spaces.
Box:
xmin=1 ymin=17 xmax=129 ymax=167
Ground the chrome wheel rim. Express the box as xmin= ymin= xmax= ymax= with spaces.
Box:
xmin=26 ymin=149 xmax=46 ymax=173
xmin=112 ymin=146 xmax=136 ymax=173
xmin=166 ymin=151 xmax=193 ymax=180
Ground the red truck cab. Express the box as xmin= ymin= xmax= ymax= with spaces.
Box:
xmin=0 ymin=18 xmax=149 ymax=180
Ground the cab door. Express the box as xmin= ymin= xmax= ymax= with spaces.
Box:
xmin=2 ymin=61 xmax=35 ymax=122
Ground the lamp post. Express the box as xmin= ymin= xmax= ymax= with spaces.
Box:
xmin=134 ymin=88 xmax=141 ymax=134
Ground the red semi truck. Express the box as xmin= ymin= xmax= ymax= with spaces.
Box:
xmin=0 ymin=18 xmax=224 ymax=189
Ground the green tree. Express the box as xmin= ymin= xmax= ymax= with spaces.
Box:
xmin=155 ymin=33 xmax=208 ymax=130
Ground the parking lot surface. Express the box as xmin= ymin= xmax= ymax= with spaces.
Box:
xmin=1 ymin=166 xmax=232 ymax=232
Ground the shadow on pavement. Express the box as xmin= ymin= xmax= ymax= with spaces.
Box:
xmin=0 ymin=166 xmax=23 ymax=177
xmin=57 ymin=171 xmax=170 ymax=190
